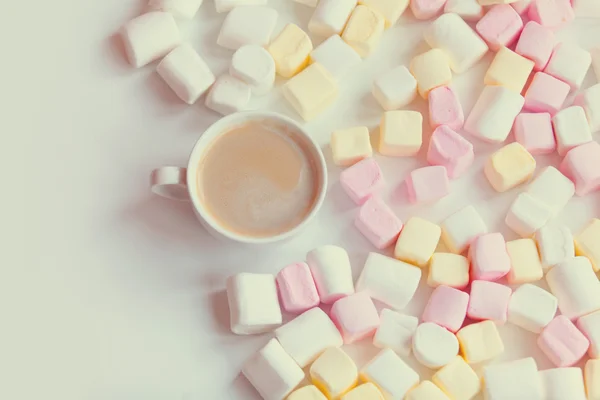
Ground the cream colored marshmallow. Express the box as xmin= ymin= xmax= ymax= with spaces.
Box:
xmin=379 ymin=110 xmax=423 ymax=156
xmin=526 ymin=166 xmax=574 ymax=216
xmin=361 ymin=349 xmax=420 ymax=399
xmin=359 ymin=0 xmax=409 ymax=26
xmin=593 ymin=47 xmax=600 ymax=82
xmin=444 ymin=0 xmax=483 ymax=21
xmin=413 ymin=322 xmax=460 ymax=369
xmin=373 ymin=309 xmax=418 ymax=356
xmin=483 ymin=358 xmax=543 ymax=400
xmin=506 ymin=238 xmax=543 ymax=284
xmin=441 ymin=205 xmax=488 ymax=254
xmin=575 ymin=218 xmax=600 ymax=272
xmin=309 ymin=0 xmax=358 ymax=37
xmin=428 ymin=253 xmax=470 ymax=289
xmin=505 ymin=193 xmax=552 ymax=238
xmin=539 ymin=368 xmax=587 ymax=400
xmin=267 ymin=23 xmax=312 ymax=78
xmin=310 ymin=347 xmax=358 ymax=398
xmin=410 ymin=49 xmax=453 ymax=99
xmin=535 ymin=225 xmax=574 ymax=271
xmin=485 ymin=47 xmax=534 ymax=94
xmin=457 ymin=320 xmax=504 ymax=364
xmin=341 ymin=5 xmax=385 ymax=57
xmin=372 ymin=66 xmax=418 ymax=111
xmin=341 ymin=383 xmax=384 ymax=400
xmin=485 ymin=142 xmax=536 ymax=192
xmin=331 ymin=126 xmax=372 ymax=166
xmin=287 ymin=386 xmax=327 ymax=400
xmin=283 ymin=63 xmax=338 ymax=121
xmin=394 ymin=217 xmax=441 ymax=267
xmin=585 ymin=359 xmax=600 ymax=400
xmin=407 ymin=381 xmax=451 ymax=400
xmin=432 ymin=356 xmax=481 ymax=400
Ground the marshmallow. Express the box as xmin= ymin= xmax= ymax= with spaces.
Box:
xmin=308 ymin=0 xmax=358 ymax=37
xmin=574 ymin=83 xmax=600 ymax=133
xmin=217 ymin=6 xmax=278 ymax=50
xmin=205 ymin=74 xmax=251 ymax=115
xmin=586 ymin=360 xmax=600 ymax=400
xmin=331 ymin=126 xmax=373 ymax=167
xmin=148 ymin=0 xmax=203 ymax=18
xmin=476 ymin=5 xmax=524 ymax=51
xmin=372 ymin=66 xmax=418 ymax=111
xmin=276 ymin=262 xmax=320 ymax=314
xmin=506 ymin=238 xmax=543 ymax=284
xmin=553 ymin=106 xmax=593 ymax=156
xmin=294 ymin=0 xmax=318 ymax=6
xmin=545 ymin=43 xmax=592 ymax=90
xmin=483 ymin=358 xmax=543 ymax=400
xmin=405 ymin=166 xmax=450 ymax=204
xmin=373 ymin=309 xmax=419 ymax=356
xmin=288 ymin=386 xmax=327 ymax=400
xmin=394 ymin=217 xmax=441 ymax=267
xmin=360 ymin=349 xmax=420 ymax=399
xmin=359 ymin=0 xmax=409 ymax=26
xmin=535 ymin=224 xmax=574 ymax=271
xmin=340 ymin=158 xmax=384 ymax=204
xmin=457 ymin=320 xmax=504 ymax=363
xmin=441 ymin=205 xmax=488 ymax=254
xmin=508 ymin=283 xmax=557 ymax=333
xmin=356 ymin=252 xmax=422 ymax=309
xmin=355 ymin=197 xmax=403 ymax=249
xmin=413 ymin=322 xmax=460 ymax=369
xmin=242 ymin=338 xmax=304 ymax=400
xmin=309 ymin=347 xmax=358 ymax=397
xmin=432 ymin=357 xmax=481 ymax=400
xmin=275 ymin=307 xmax=343 ymax=367
xmin=560 ymin=141 xmax=600 ymax=196
xmin=513 ymin=113 xmax=555 ymax=155
xmin=479 ymin=0 xmax=520 ymax=4
xmin=230 ymin=45 xmax=275 ymax=95
xmin=538 ymin=315 xmax=590 ymax=367
xmin=267 ymin=23 xmax=312 ymax=78
xmin=505 ymin=193 xmax=552 ymax=238
xmin=341 ymin=5 xmax=385 ymax=57
xmin=528 ymin=0 xmax=574 ymax=29
xmin=523 ymin=72 xmax=569 ymax=115
xmin=411 ymin=0 xmax=446 ymax=19
xmin=526 ymin=166 xmax=574 ymax=215
xmin=309 ymin=35 xmax=361 ymax=80
xmin=406 ymin=381 xmax=451 ymax=400
xmin=465 ymin=85 xmax=524 ymax=143
xmin=427 ymin=126 xmax=474 ymax=179
xmin=157 ymin=44 xmax=215 ymax=104
xmin=467 ymin=280 xmax=512 ymax=323
xmin=423 ymin=285 xmax=469 ymax=333
xmin=121 ymin=12 xmax=181 ymax=68
xmin=515 ymin=21 xmax=554 ymax=70
xmin=331 ymin=292 xmax=380 ymax=344
xmin=226 ymin=273 xmax=282 ymax=335
xmin=485 ymin=142 xmax=536 ymax=192
xmin=306 ymin=245 xmax=354 ymax=304
xmin=575 ymin=219 xmax=600 ymax=272
xmin=410 ymin=49 xmax=453 ymax=99
xmin=540 ymin=368 xmax=587 ymax=400
xmin=593 ymin=47 xmax=600 ymax=82
xmin=485 ymin=47 xmax=534 ymax=94
xmin=282 ymin=63 xmax=338 ymax=121
xmin=341 ymin=383 xmax=384 ymax=400
xmin=546 ymin=257 xmax=600 ymax=320
xmin=214 ymin=0 xmax=267 ymax=13
xmin=512 ymin=0 xmax=533 ymax=14
xmin=577 ymin=310 xmax=600 ymax=359
xmin=469 ymin=233 xmax=511 ymax=281
xmin=572 ymin=0 xmax=600 ymax=17
xmin=428 ymin=86 xmax=464 ymax=131
xmin=444 ymin=0 xmax=483 ymax=20
xmin=379 ymin=110 xmax=423 ymax=156
xmin=427 ymin=253 xmax=470 ymax=289
xmin=424 ymin=13 xmax=489 ymax=73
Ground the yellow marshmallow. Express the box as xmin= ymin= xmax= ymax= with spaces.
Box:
xmin=410 ymin=49 xmax=452 ymax=99
xmin=310 ymin=347 xmax=358 ymax=398
xmin=485 ymin=47 xmax=534 ymax=94
xmin=341 ymin=383 xmax=384 ymax=400
xmin=484 ymin=142 xmax=536 ymax=192
xmin=432 ymin=357 xmax=481 ymax=400
xmin=427 ymin=253 xmax=470 ymax=289
xmin=267 ymin=23 xmax=313 ymax=78
xmin=394 ymin=217 xmax=441 ymax=267
xmin=288 ymin=385 xmax=328 ymax=400
xmin=457 ymin=320 xmax=504 ymax=364
xmin=379 ymin=110 xmax=423 ymax=156
xmin=358 ymin=0 xmax=409 ymax=27
xmin=331 ymin=126 xmax=373 ymax=167
xmin=575 ymin=218 xmax=600 ymax=272
xmin=341 ymin=5 xmax=385 ymax=57
xmin=407 ymin=381 xmax=451 ymax=400
xmin=283 ymin=63 xmax=338 ymax=121
xmin=585 ymin=359 xmax=600 ymax=400
xmin=506 ymin=238 xmax=543 ymax=284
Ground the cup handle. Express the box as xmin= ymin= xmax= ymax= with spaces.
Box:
xmin=150 ymin=167 xmax=190 ymax=201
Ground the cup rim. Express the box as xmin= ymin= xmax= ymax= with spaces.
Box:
xmin=186 ymin=111 xmax=328 ymax=244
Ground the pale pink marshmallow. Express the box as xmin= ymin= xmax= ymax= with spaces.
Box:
xmin=560 ymin=141 xmax=600 ymax=196
xmin=276 ymin=262 xmax=320 ymax=314
xmin=427 ymin=126 xmax=474 ymax=179
xmin=528 ymin=0 xmax=574 ymax=29
xmin=524 ymin=72 xmax=569 ymax=115
xmin=330 ymin=292 xmax=380 ymax=344
xmin=410 ymin=0 xmax=446 ymax=19
xmin=476 ymin=5 xmax=524 ymax=52
xmin=515 ymin=21 xmax=555 ymax=71
xmin=405 ymin=166 xmax=450 ymax=204
xmin=340 ymin=158 xmax=385 ymax=205
xmin=422 ymin=285 xmax=469 ymax=333
xmin=355 ymin=197 xmax=403 ymax=249
xmin=467 ymin=280 xmax=512 ymax=323
xmin=513 ymin=113 xmax=556 ymax=154
xmin=468 ymin=233 xmax=511 ymax=281
xmin=538 ymin=315 xmax=590 ymax=367
xmin=544 ymin=43 xmax=592 ymax=90
xmin=428 ymin=86 xmax=464 ymax=131
xmin=512 ymin=0 xmax=533 ymax=14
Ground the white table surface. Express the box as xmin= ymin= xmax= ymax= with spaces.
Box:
xmin=5 ymin=1 xmax=600 ymax=399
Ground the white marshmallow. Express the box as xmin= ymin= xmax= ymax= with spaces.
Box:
xmin=483 ymin=358 xmax=543 ymax=400
xmin=505 ymin=193 xmax=552 ymax=238
xmin=572 ymin=0 xmax=600 ymax=17
xmin=148 ymin=0 xmax=203 ymax=18
xmin=372 ymin=66 xmax=418 ymax=111
xmin=217 ymin=6 xmax=278 ymax=50
xmin=275 ymin=307 xmax=343 ymax=367
xmin=553 ymin=106 xmax=592 ymax=156
xmin=373 ymin=309 xmax=419 ymax=356
xmin=242 ymin=338 xmax=305 ymax=400
xmin=545 ymin=43 xmax=592 ymax=90
xmin=412 ymin=322 xmax=459 ymax=369
xmin=205 ymin=74 xmax=251 ymax=116
xmin=361 ymin=348 xmax=420 ymax=399
xmin=230 ymin=45 xmax=275 ymax=95
xmin=539 ymin=368 xmax=587 ymax=400
xmin=215 ymin=0 xmax=267 ymax=13
xmin=157 ymin=44 xmax=215 ymax=104
xmin=444 ymin=0 xmax=483 ymax=20
xmin=295 ymin=0 xmax=319 ymax=6
xmin=546 ymin=256 xmax=600 ymax=320
xmin=356 ymin=252 xmax=422 ymax=310
xmin=308 ymin=0 xmax=358 ymax=37
xmin=578 ymin=311 xmax=600 ymax=358
xmin=525 ymin=166 xmax=574 ymax=216
xmin=534 ymin=225 xmax=574 ymax=271
xmin=121 ymin=12 xmax=181 ymax=68
xmin=309 ymin=35 xmax=361 ymax=80
xmin=227 ymin=273 xmax=282 ymax=335
xmin=423 ymin=13 xmax=488 ymax=73
xmin=508 ymin=284 xmax=558 ymax=334
xmin=441 ymin=205 xmax=488 ymax=254
xmin=306 ymin=245 xmax=354 ymax=304
xmin=574 ymin=83 xmax=600 ymax=133
xmin=465 ymin=85 xmax=524 ymax=143
xmin=593 ymin=47 xmax=600 ymax=83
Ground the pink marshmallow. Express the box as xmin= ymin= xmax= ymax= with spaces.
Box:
xmin=538 ymin=315 xmax=590 ymax=367
xmin=405 ymin=166 xmax=450 ymax=204
xmin=355 ymin=197 xmax=403 ymax=249
xmin=476 ymin=5 xmax=524 ymax=52
xmin=467 ymin=280 xmax=512 ymax=324
xmin=422 ymin=285 xmax=469 ymax=333
xmin=428 ymin=86 xmax=464 ymax=131
xmin=276 ymin=262 xmax=320 ymax=314
xmin=427 ymin=126 xmax=474 ymax=179
xmin=515 ymin=22 xmax=555 ymax=71
xmin=528 ymin=0 xmax=574 ymax=30
xmin=512 ymin=0 xmax=533 ymax=14
xmin=469 ymin=233 xmax=511 ymax=281
xmin=410 ymin=0 xmax=446 ymax=20
xmin=524 ymin=72 xmax=570 ymax=115
xmin=560 ymin=141 xmax=600 ymax=196
xmin=513 ymin=113 xmax=556 ymax=155
xmin=340 ymin=158 xmax=385 ymax=205
xmin=330 ymin=292 xmax=380 ymax=344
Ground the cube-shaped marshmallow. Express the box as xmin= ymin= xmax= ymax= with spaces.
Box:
xmin=485 ymin=47 xmax=534 ymax=94
xmin=230 ymin=45 xmax=275 ymax=95
xmin=508 ymin=283 xmax=557 ymax=333
xmin=545 ymin=43 xmax=591 ymax=90
xmin=306 ymin=245 xmax=354 ymax=304
xmin=405 ymin=166 xmax=450 ymax=204
xmin=423 ymin=285 xmax=469 ymax=333
xmin=505 ymin=193 xmax=552 ymax=238
xmin=394 ymin=217 xmax=441 ymax=267
xmin=526 ymin=166 xmax=574 ymax=216
xmin=341 ymin=383 xmax=384 ymax=400
xmin=340 ymin=158 xmax=384 ymax=205
xmin=505 ymin=238 xmax=543 ymax=284
xmin=593 ymin=47 xmax=600 ymax=82
xmin=215 ymin=0 xmax=267 ymax=13
xmin=524 ymin=72 xmax=569 ymax=115
xmin=574 ymin=83 xmax=600 ymax=133
xmin=267 ymin=23 xmax=312 ymax=78
xmin=515 ymin=21 xmax=554 ymax=70
xmin=355 ymin=197 xmax=403 ymax=249
xmin=467 ymin=280 xmax=512 ymax=323
xmin=283 ymin=63 xmax=338 ymax=121
xmin=560 ymin=141 xmax=600 ymax=196
xmin=483 ymin=358 xmax=543 ymax=400
xmin=308 ymin=0 xmax=358 ymax=37
xmin=309 ymin=35 xmax=361 ymax=80
xmin=407 ymin=381 xmax=451 ymax=400
xmin=538 ymin=315 xmax=590 ymax=367
xmin=586 ymin=360 xmax=600 ymax=400
xmin=341 ymin=5 xmax=385 ymax=57
xmin=217 ymin=6 xmax=278 ymax=50
xmin=276 ymin=262 xmax=320 ymax=314
xmin=444 ymin=0 xmax=483 ymax=21
xmin=331 ymin=126 xmax=373 ymax=167
xmin=535 ymin=224 xmax=574 ymax=271
xmin=360 ymin=349 xmax=420 ymax=399
xmin=410 ymin=0 xmax=446 ymax=19
xmin=469 ymin=233 xmax=511 ymax=281
xmin=310 ymin=347 xmax=358 ymax=397
xmin=513 ymin=113 xmax=555 ymax=155
xmin=410 ymin=49 xmax=452 ymax=99
xmin=432 ymin=357 xmax=480 ymax=400
xmin=476 ymin=5 xmax=524 ymax=51
xmin=512 ymin=0 xmax=533 ymax=14
xmin=372 ymin=66 xmax=418 ymax=111
xmin=528 ymin=0 xmax=574 ymax=29
xmin=577 ymin=310 xmax=600 ymax=359
xmin=148 ymin=0 xmax=203 ymax=19
xmin=331 ymin=292 xmax=380 ymax=344
xmin=359 ymin=0 xmax=410 ymax=26
xmin=412 ymin=322 xmax=460 ymax=369
xmin=427 ymin=253 xmax=470 ymax=289
xmin=572 ymin=0 xmax=600 ymax=17
xmin=540 ymin=368 xmax=587 ymax=400
xmin=575 ymin=219 xmax=600 ymax=272
xmin=485 ymin=142 xmax=536 ymax=192
xmin=373 ymin=309 xmax=418 ymax=356
xmin=205 ymin=74 xmax=251 ymax=116
xmin=553 ymin=106 xmax=592 ymax=156
xmin=427 ymin=126 xmax=474 ymax=179
xmin=287 ymin=385 xmax=327 ymax=400
xmin=428 ymin=86 xmax=464 ymax=130
xmin=379 ymin=110 xmax=423 ymax=156
xmin=442 ymin=205 xmax=488 ymax=254
xmin=457 ymin=320 xmax=504 ymax=363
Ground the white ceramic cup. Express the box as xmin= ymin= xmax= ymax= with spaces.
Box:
xmin=150 ymin=111 xmax=328 ymax=244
